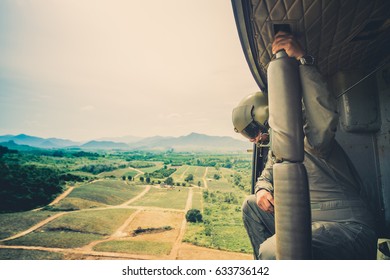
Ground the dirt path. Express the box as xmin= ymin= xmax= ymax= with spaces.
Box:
xmin=203 ymin=167 xmax=209 ymax=189
xmin=179 ymin=166 xmax=190 ymax=180
xmin=32 ymin=186 xmax=75 ymax=212
xmin=168 ymin=188 xmax=193 ymax=259
xmin=129 ymin=167 xmax=144 ymax=179
xmin=119 ymin=185 xmax=151 ymax=206
xmin=49 ymin=186 xmax=75 ymax=206
xmin=80 ymin=209 xmax=142 ymax=252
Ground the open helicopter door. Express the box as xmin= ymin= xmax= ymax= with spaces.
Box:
xmin=231 ymin=0 xmax=390 ymax=258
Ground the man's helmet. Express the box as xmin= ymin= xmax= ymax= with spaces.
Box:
xmin=232 ymin=92 xmax=269 ymax=139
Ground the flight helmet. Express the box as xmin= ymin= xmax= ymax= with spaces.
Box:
xmin=232 ymin=92 xmax=269 ymax=139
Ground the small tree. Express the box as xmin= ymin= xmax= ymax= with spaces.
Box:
xmin=165 ymin=177 xmax=174 ymax=186
xmin=184 ymin=174 xmax=194 ymax=182
xmin=127 ymin=175 xmax=132 ymax=181
xmin=140 ymin=176 xmax=144 ymax=182
xmin=146 ymin=177 xmax=151 ymax=184
xmin=122 ymin=176 xmax=126 ymax=181
xmin=185 ymin=209 xmax=203 ymax=223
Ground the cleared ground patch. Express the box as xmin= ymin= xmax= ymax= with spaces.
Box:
xmin=93 ymin=210 xmax=183 ymax=256
xmin=125 ymin=210 xmax=183 ymax=242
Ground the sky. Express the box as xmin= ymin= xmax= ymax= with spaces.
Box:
xmin=0 ymin=0 xmax=259 ymax=142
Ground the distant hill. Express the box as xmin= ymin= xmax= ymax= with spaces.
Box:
xmin=0 ymin=140 xmax=39 ymax=151
xmin=0 ymin=134 xmax=80 ymax=149
xmin=0 ymin=133 xmax=250 ymax=152
xmin=129 ymin=133 xmax=250 ymax=152
xmin=96 ymin=135 xmax=143 ymax=143
xmin=129 ymin=135 xmax=175 ymax=149
xmin=81 ymin=140 xmax=130 ymax=150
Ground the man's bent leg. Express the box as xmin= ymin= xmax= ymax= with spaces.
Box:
xmin=242 ymin=195 xmax=276 ymax=259
xmin=259 ymin=235 xmax=276 ymax=260
xmin=311 ymin=221 xmax=377 ymax=260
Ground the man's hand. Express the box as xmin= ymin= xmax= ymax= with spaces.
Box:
xmin=256 ymin=189 xmax=275 ymax=213
xmin=272 ymin=31 xmax=305 ymax=59
xmin=249 ymin=132 xmax=269 ymax=143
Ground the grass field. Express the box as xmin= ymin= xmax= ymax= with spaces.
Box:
xmin=171 ymin=165 xmax=189 ymax=182
xmin=0 ymin=249 xmax=64 ymax=260
xmin=2 ymin=209 xmax=135 ymax=248
xmin=57 ymin=180 xmax=146 ymax=207
xmin=207 ymin=180 xmax=233 ymax=192
xmin=136 ymin=162 xmax=165 ymax=173
xmin=0 ymin=211 xmax=58 ymax=240
xmin=191 ymin=188 xmax=203 ymax=210
xmin=98 ymin=168 xmax=139 ymax=178
xmin=204 ymin=167 xmax=220 ymax=179
xmin=183 ymin=165 xmax=252 ymax=253
xmin=131 ymin=187 xmax=189 ymax=210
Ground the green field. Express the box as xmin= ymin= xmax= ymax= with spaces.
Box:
xmin=171 ymin=165 xmax=189 ymax=182
xmin=131 ymin=187 xmax=189 ymax=209
xmin=0 ymin=249 xmax=64 ymax=260
xmin=2 ymin=209 xmax=135 ymax=248
xmin=0 ymin=148 xmax=255 ymax=259
xmin=136 ymin=161 xmax=164 ymax=173
xmin=0 ymin=211 xmax=58 ymax=240
xmin=183 ymin=163 xmax=253 ymax=253
xmin=191 ymin=188 xmax=203 ymax=210
xmin=98 ymin=168 xmax=139 ymax=178
xmin=52 ymin=180 xmax=146 ymax=209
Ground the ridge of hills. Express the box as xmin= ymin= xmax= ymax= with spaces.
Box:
xmin=0 ymin=133 xmax=250 ymax=152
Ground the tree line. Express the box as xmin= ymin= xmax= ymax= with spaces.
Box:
xmin=0 ymin=146 xmax=83 ymax=212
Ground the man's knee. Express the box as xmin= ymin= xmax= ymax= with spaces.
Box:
xmin=241 ymin=194 xmax=257 ymax=219
xmin=242 ymin=195 xmax=257 ymax=215
xmin=259 ymin=235 xmax=276 ymax=260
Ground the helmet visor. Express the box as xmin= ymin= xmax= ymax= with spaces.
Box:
xmin=241 ymin=120 xmax=268 ymax=140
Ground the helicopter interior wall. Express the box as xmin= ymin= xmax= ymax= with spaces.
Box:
xmin=330 ymin=63 xmax=390 ymax=238
xmin=375 ymin=63 xmax=390 ymax=237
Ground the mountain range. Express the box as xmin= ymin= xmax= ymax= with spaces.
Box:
xmin=0 ymin=133 xmax=251 ymax=152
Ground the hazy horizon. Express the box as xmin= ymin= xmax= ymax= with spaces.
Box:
xmin=0 ymin=0 xmax=259 ymax=142
xmin=0 ymin=131 xmax=248 ymax=143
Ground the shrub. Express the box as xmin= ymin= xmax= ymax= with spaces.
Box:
xmin=185 ymin=209 xmax=203 ymax=223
